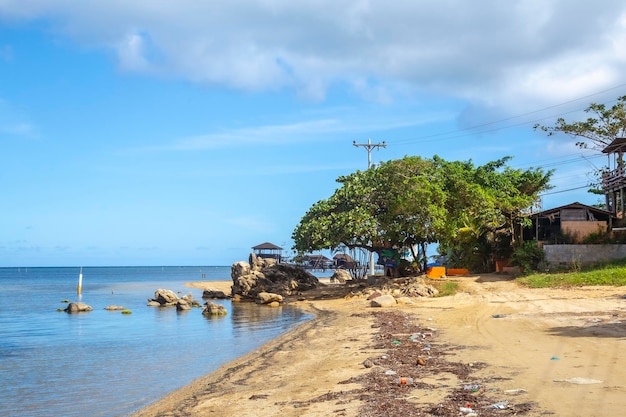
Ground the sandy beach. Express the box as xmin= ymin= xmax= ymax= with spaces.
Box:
xmin=130 ymin=275 xmax=626 ymax=416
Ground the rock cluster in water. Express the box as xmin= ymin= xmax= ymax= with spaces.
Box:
xmin=231 ymin=253 xmax=319 ymax=304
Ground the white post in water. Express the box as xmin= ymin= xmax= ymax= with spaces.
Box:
xmin=77 ymin=267 xmax=83 ymax=296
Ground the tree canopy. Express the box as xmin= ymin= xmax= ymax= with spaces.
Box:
xmin=292 ymin=155 xmax=552 ymax=273
xmin=534 ymin=95 xmax=626 ymax=152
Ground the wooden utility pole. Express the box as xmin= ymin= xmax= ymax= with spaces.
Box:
xmin=353 ymin=139 xmax=387 ymax=275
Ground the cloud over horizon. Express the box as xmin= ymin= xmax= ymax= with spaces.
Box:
xmin=2 ymin=0 xmax=626 ymax=110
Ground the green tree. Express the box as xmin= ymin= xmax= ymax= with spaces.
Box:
xmin=435 ymin=157 xmax=552 ymax=271
xmin=534 ymin=96 xmax=626 ymax=158
xmin=292 ymin=156 xmax=447 ymax=273
xmin=292 ymin=155 xmax=552 ymax=275
xmin=534 ymin=96 xmax=626 ymax=197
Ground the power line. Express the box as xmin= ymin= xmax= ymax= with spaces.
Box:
xmin=391 ymin=83 xmax=626 ymax=146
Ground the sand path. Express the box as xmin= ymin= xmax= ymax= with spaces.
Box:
xmin=131 ymin=275 xmax=626 ymax=416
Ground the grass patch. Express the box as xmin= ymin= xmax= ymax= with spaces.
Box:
xmin=121 ymin=309 xmax=132 ymax=315
xmin=430 ymin=280 xmax=459 ymax=297
xmin=518 ymin=258 xmax=626 ymax=288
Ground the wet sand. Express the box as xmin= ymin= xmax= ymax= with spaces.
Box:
xmin=130 ymin=275 xmax=626 ymax=416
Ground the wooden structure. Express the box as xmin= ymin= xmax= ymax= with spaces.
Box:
xmin=602 ymin=137 xmax=626 ymax=215
xmin=524 ymin=202 xmax=614 ymax=243
xmin=303 ymin=254 xmax=333 ymax=269
xmin=333 ymin=253 xmax=358 ymax=269
xmin=252 ymin=242 xmax=283 ymax=262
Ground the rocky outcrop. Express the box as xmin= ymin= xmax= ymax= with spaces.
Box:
xmin=64 ymin=302 xmax=93 ymax=313
xmin=202 ymin=288 xmax=230 ymax=299
xmin=231 ymin=253 xmax=319 ymax=300
xmin=330 ymin=269 xmax=351 ymax=283
xmin=257 ymin=292 xmax=283 ymax=305
xmin=104 ymin=305 xmax=125 ymax=311
xmin=202 ymin=301 xmax=227 ymax=316
xmin=149 ymin=289 xmax=179 ymax=306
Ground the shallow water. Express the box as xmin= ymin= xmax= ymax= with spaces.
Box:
xmin=0 ymin=266 xmax=311 ymax=417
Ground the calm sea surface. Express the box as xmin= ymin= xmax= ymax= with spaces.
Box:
xmin=0 ymin=266 xmax=312 ymax=417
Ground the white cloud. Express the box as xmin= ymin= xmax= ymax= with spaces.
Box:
xmin=2 ymin=0 xmax=626 ymax=110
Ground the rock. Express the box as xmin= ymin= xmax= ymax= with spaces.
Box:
xmin=395 ymin=297 xmax=415 ymax=305
xmin=231 ymin=261 xmax=251 ymax=277
xmin=370 ymin=294 xmax=397 ymax=307
xmin=202 ymin=301 xmax=227 ymax=316
xmin=152 ymin=289 xmax=179 ymax=305
xmin=330 ymin=269 xmax=351 ymax=283
xmin=257 ymin=292 xmax=283 ymax=304
xmin=147 ymin=301 xmax=161 ymax=307
xmin=231 ymin=256 xmax=319 ymax=300
xmin=64 ymin=302 xmax=93 ymax=313
xmin=367 ymin=291 xmax=383 ymax=300
xmin=104 ymin=305 xmax=125 ymax=311
xmin=202 ymin=288 xmax=230 ymax=299
xmin=176 ymin=300 xmax=192 ymax=311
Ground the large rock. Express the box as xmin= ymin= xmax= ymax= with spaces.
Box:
xmin=330 ymin=269 xmax=351 ymax=283
xmin=370 ymin=294 xmax=397 ymax=308
xmin=231 ymin=255 xmax=319 ymax=300
xmin=150 ymin=289 xmax=179 ymax=306
xmin=257 ymin=292 xmax=283 ymax=304
xmin=202 ymin=288 xmax=230 ymax=299
xmin=64 ymin=302 xmax=93 ymax=313
xmin=202 ymin=302 xmax=227 ymax=316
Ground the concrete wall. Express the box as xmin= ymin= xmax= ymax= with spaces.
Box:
xmin=543 ymin=244 xmax=626 ymax=267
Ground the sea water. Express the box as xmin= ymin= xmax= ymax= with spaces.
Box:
xmin=0 ymin=266 xmax=311 ymax=417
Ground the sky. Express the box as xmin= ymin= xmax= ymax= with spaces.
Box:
xmin=2 ymin=1 xmax=626 ymax=267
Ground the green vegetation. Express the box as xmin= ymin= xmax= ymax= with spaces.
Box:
xmin=430 ymin=280 xmax=459 ymax=297
xmin=292 ymin=155 xmax=552 ymax=275
xmin=510 ymin=241 xmax=545 ymax=272
xmin=121 ymin=309 xmax=132 ymax=314
xmin=518 ymin=258 xmax=626 ymax=288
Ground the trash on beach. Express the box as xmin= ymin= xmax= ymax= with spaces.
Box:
xmin=394 ymin=377 xmax=414 ymax=385
xmin=485 ymin=400 xmax=508 ymax=409
xmin=385 ymin=369 xmax=397 ymax=375
xmin=391 ymin=339 xmax=402 ymax=345
xmin=491 ymin=314 xmax=506 ymax=318
xmin=463 ymin=384 xmax=480 ymax=391
xmin=554 ymin=377 xmax=603 ymax=385
xmin=504 ymin=388 xmax=528 ymax=394
xmin=550 ymin=356 xmax=560 ymax=360
xmin=459 ymin=406 xmax=476 ymax=414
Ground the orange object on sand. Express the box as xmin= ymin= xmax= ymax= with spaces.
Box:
xmin=426 ymin=266 xmax=446 ymax=278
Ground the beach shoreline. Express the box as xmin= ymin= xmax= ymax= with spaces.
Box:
xmin=131 ymin=275 xmax=626 ymax=416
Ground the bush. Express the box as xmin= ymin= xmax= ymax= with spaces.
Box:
xmin=511 ymin=241 xmax=545 ymax=272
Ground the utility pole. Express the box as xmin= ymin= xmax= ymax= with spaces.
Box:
xmin=353 ymin=139 xmax=386 ymax=169
xmin=353 ymin=139 xmax=387 ymax=276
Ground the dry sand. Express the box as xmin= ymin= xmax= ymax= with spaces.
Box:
xmin=130 ymin=275 xmax=626 ymax=417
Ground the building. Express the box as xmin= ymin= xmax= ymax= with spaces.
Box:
xmin=252 ymin=242 xmax=283 ymax=262
xmin=524 ymin=202 xmax=614 ymax=244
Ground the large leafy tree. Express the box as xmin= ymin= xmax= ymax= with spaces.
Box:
xmin=292 ymin=155 xmax=552 ymax=274
xmin=292 ymin=156 xmax=447 ymax=272
xmin=434 ymin=156 xmax=552 ymax=271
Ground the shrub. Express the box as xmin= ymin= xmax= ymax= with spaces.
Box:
xmin=511 ymin=241 xmax=545 ymax=272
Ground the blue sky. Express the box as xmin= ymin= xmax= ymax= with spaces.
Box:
xmin=2 ymin=1 xmax=626 ymax=267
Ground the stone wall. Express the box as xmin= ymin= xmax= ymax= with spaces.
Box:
xmin=543 ymin=244 xmax=626 ymax=267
